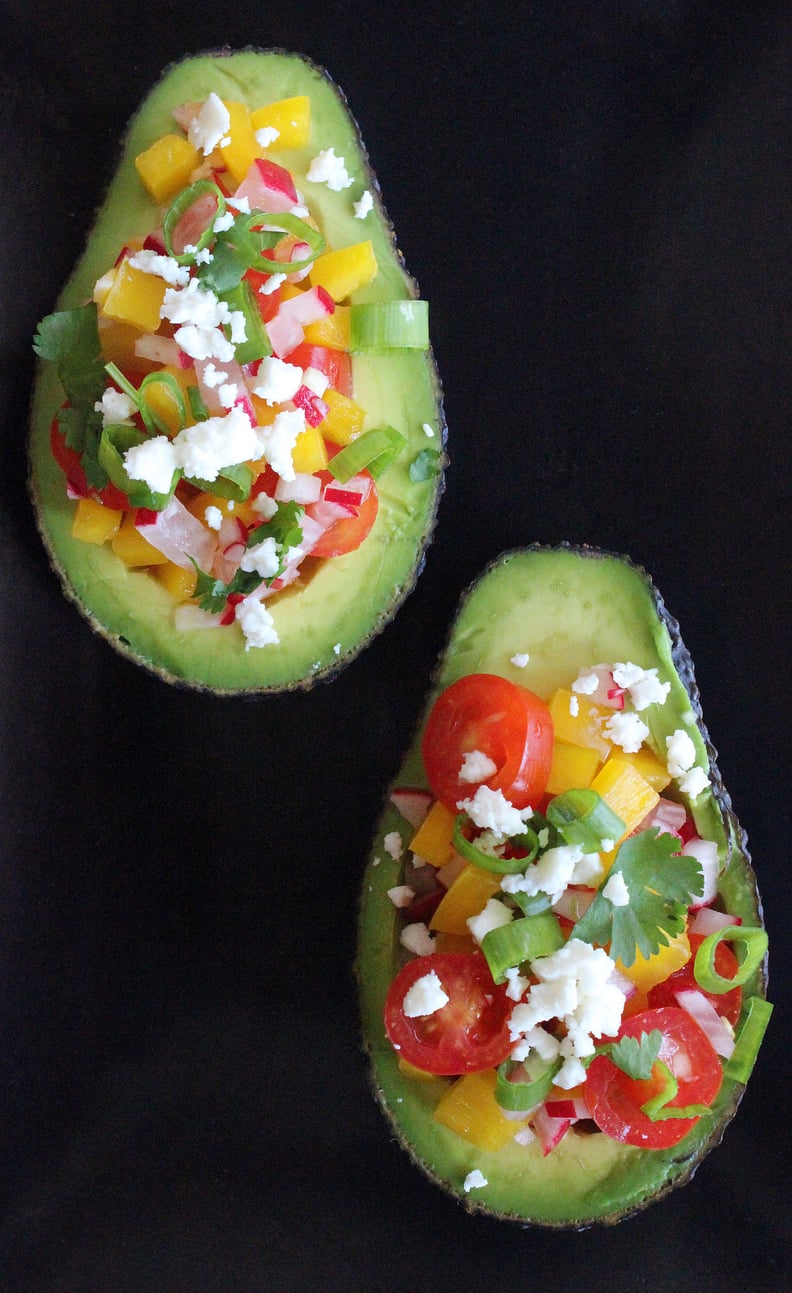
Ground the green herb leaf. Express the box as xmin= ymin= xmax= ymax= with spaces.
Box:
xmin=35 ymin=305 xmax=108 ymax=488
xmin=191 ymin=501 xmax=305 ymax=614
xmin=408 ymin=448 xmax=441 ymax=482
xmin=607 ymin=1029 xmax=663 ymax=1080
xmin=570 ymin=828 xmax=704 ymax=967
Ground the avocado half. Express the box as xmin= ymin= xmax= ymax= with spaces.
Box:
xmin=356 ymin=544 xmax=768 ymax=1227
xmin=28 ymin=49 xmax=445 ymax=693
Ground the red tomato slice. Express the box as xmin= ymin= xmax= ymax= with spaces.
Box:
xmin=648 ymin=932 xmax=742 ymax=1026
xmin=307 ymin=473 xmax=379 ymax=559
xmin=421 ymin=673 xmax=554 ymax=812
xmin=384 ymin=953 xmax=514 ymax=1075
xmin=586 ymin=1007 xmax=723 ymax=1149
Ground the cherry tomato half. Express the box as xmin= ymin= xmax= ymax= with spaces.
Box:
xmin=586 ymin=1007 xmax=723 ymax=1149
xmin=307 ymin=473 xmax=379 ymax=559
xmin=421 ymin=673 xmax=554 ymax=812
xmin=384 ymin=952 xmax=514 ymax=1075
xmin=648 ymin=932 xmax=742 ymax=1027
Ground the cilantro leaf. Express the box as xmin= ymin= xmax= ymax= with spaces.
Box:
xmin=191 ymin=563 xmax=262 ymax=614
xmin=571 ymin=828 xmax=704 ymax=967
xmin=607 ymin=1029 xmax=663 ymax=1080
xmin=408 ymin=448 xmax=441 ymax=482
xmin=191 ymin=501 xmax=305 ymax=614
xmin=35 ymin=305 xmax=108 ymax=488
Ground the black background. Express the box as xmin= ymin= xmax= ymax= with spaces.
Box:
xmin=1 ymin=2 xmax=790 ymax=1290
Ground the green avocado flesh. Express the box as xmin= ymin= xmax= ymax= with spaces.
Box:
xmin=28 ymin=49 xmax=444 ymax=692
xmin=357 ymin=545 xmax=767 ymax=1227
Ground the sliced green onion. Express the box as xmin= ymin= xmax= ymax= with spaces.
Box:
xmin=640 ymin=1060 xmax=710 ymax=1122
xmin=452 ymin=813 xmax=538 ymax=876
xmin=187 ymin=385 xmax=209 ymax=422
xmin=138 ymin=371 xmax=188 ymax=436
xmin=365 ymin=425 xmax=408 ymax=479
xmin=328 ymin=426 xmax=406 ymax=483
xmin=546 ymin=789 xmax=625 ymax=852
xmin=694 ymin=925 xmax=768 ymax=993
xmin=98 ymin=424 xmax=179 ymax=510
xmin=219 ymin=279 xmax=272 ymax=365
xmin=482 ymin=909 xmax=565 ymax=983
xmin=104 ymin=361 xmax=140 ymax=409
xmin=163 ymin=180 xmax=226 ymax=265
xmin=242 ymin=210 xmax=325 ymax=274
xmin=350 ymin=300 xmax=429 ymax=351
xmin=186 ymin=462 xmax=254 ymax=502
xmin=723 ymin=995 xmax=773 ymax=1083
xmin=495 ymin=1056 xmax=562 ymax=1112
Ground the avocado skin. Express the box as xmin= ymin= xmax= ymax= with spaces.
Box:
xmin=28 ymin=49 xmax=445 ymax=693
xmin=357 ymin=544 xmax=768 ymax=1227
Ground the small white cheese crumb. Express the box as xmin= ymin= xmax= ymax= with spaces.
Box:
xmin=253 ymin=355 xmax=304 ymax=405
xmin=679 ymin=766 xmax=710 ymax=799
xmin=457 ymin=785 xmax=533 ymax=838
xmin=333 ymin=642 xmax=341 ymax=656
xmin=306 ymin=147 xmax=354 ymax=191
xmin=188 ymin=93 xmax=231 ymax=156
xmin=94 ymin=387 xmax=136 ymax=426
xmin=604 ymin=710 xmax=650 ymax=754
xmin=463 ymin=1170 xmax=488 ymax=1193
xmin=383 ymin=831 xmax=403 ymax=860
xmin=252 ymin=493 xmax=278 ymax=521
xmin=510 ymin=652 xmax=530 ymax=669
xmin=569 ymin=694 xmax=580 ymax=717
xmin=467 ymin=897 xmax=513 ymax=946
xmin=127 ymin=249 xmax=191 ymax=287
xmin=602 ymin=871 xmax=630 ymax=907
xmin=259 ymin=272 xmax=286 ymax=295
xmin=204 ymin=505 xmax=223 ymax=531
xmin=239 ymin=536 xmax=280 ymax=580
xmin=666 ymin=728 xmax=697 ymax=776
xmin=353 ymin=189 xmax=373 ymax=218
xmin=255 ymin=125 xmax=280 ymax=147
xmin=402 ymin=969 xmax=449 ymax=1018
xmin=458 ymin=749 xmax=498 ymax=784
xmin=421 ymin=422 xmax=435 ymax=438
xmin=572 ymin=671 xmax=599 ymax=695
xmin=612 ymin=662 xmax=671 ymax=710
xmin=504 ymin=966 xmax=529 ymax=1002
xmin=235 ymin=598 xmax=279 ymax=650
xmin=386 ymin=885 xmax=415 ymax=909
xmin=399 ymin=922 xmax=436 ymax=957
xmin=255 ymin=408 xmax=306 ymax=481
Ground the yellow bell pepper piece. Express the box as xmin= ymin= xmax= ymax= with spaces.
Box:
xmin=604 ymin=744 xmax=672 ymax=793
xmin=548 ymin=689 xmax=614 ymax=760
xmin=310 ymin=241 xmax=378 ymax=302
xmin=134 ymin=133 xmax=201 ymax=203
xmin=409 ymin=800 xmax=456 ymax=868
xmin=141 ymin=375 xmax=185 ymax=435
xmin=71 ymin=497 xmax=122 ymax=545
xmin=434 ymin=1068 xmax=515 ymax=1151
xmin=292 ymin=424 xmax=329 ymax=475
xmin=100 ymin=259 xmax=167 ymax=333
xmin=545 ymin=741 xmax=601 ymax=795
xmin=321 ymin=389 xmax=367 ymax=447
xmin=219 ymin=101 xmax=258 ymax=185
xmin=617 ymin=930 xmax=691 ymax=995
xmin=433 ymin=931 xmax=477 ymax=955
xmin=303 ymin=304 xmax=351 ymax=350
xmin=430 ymin=864 xmax=501 ymax=936
xmin=592 ymin=757 xmax=659 ymax=871
xmin=111 ymin=516 xmax=169 ymax=568
xmin=250 ymin=95 xmax=311 ymax=150
xmin=154 ymin=560 xmax=198 ymax=602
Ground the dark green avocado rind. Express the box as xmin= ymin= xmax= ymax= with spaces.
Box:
xmin=28 ymin=49 xmax=445 ymax=693
xmin=357 ymin=544 xmax=767 ymax=1227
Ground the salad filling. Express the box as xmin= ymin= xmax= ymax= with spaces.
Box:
xmin=34 ymin=87 xmax=435 ymax=652
xmin=381 ymin=664 xmax=771 ymax=1160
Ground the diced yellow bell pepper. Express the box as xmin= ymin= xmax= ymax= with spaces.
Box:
xmin=141 ymin=375 xmax=185 ymax=435
xmin=100 ymin=259 xmax=167 ymax=333
xmin=154 ymin=560 xmax=198 ymax=602
xmin=292 ymin=424 xmax=329 ymax=474
xmin=409 ymin=800 xmax=457 ymax=868
xmin=591 ymin=757 xmax=659 ymax=871
xmin=617 ymin=930 xmax=691 ymax=995
xmin=134 ymin=133 xmax=201 ymax=203
xmin=250 ymin=95 xmax=311 ymax=150
xmin=434 ymin=931 xmax=477 ymax=955
xmin=321 ymin=389 xmax=366 ymax=447
xmin=111 ymin=516 xmax=169 ymax=568
xmin=309 ymin=241 xmax=378 ymax=302
xmin=97 ymin=319 xmax=148 ymax=371
xmin=303 ymin=304 xmax=351 ymax=350
xmin=434 ymin=1068 xmax=516 ymax=1151
xmin=548 ymin=689 xmax=614 ymax=759
xmin=219 ymin=101 xmax=258 ymax=185
xmin=71 ymin=497 xmax=123 ymax=545
xmin=604 ymin=744 xmax=672 ymax=793
xmin=545 ymin=741 xmax=601 ymax=795
xmin=430 ymin=864 xmax=502 ymax=936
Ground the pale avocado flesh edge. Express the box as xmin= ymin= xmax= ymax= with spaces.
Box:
xmin=28 ymin=49 xmax=445 ymax=693
xmin=357 ymin=544 xmax=767 ymax=1226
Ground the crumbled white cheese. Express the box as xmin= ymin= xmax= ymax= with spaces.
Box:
xmin=307 ymin=146 xmax=354 ymax=191
xmin=213 ymin=211 xmax=235 ymax=234
xmin=218 ymin=383 xmax=240 ymax=409
xmin=602 ymin=871 xmax=630 ymax=907
xmin=612 ymin=662 xmax=671 ymax=710
xmin=569 ymin=694 xmax=580 ymax=717
xmin=127 ymin=249 xmax=191 ymax=287
xmin=463 ymin=1170 xmax=488 ymax=1192
xmin=124 ymin=436 xmax=179 ymax=493
xmin=504 ymin=966 xmax=529 ymax=1002
xmin=254 ymin=125 xmax=280 ymax=148
xmin=239 ymin=536 xmax=280 ymax=580
xmin=302 ymin=366 xmax=329 ymax=397
xmin=422 ymin=422 xmax=435 ymax=438
xmin=188 ymin=93 xmax=231 ymax=155
xmin=501 ymin=843 xmax=583 ymax=905
xmin=258 ymin=272 xmax=286 ymax=295
xmin=175 ymin=406 xmax=259 ymax=482
xmin=399 ymin=922 xmax=436 ymax=957
xmin=572 ymin=671 xmax=599 ymax=695
xmin=201 ymin=363 xmax=229 ymax=390
xmin=204 ymin=505 xmax=223 ymax=531
xmin=402 ymin=969 xmax=449 ymax=1018
xmin=386 ymin=885 xmax=415 ymax=909
xmin=160 ymin=279 xmax=245 ymax=365
xmin=254 ymin=408 xmax=306 ymax=481
xmin=570 ymin=851 xmax=605 ymax=885
xmin=235 ymin=597 xmax=279 ymax=650
xmin=353 ymin=189 xmax=373 ymax=218
xmin=510 ymin=652 xmax=530 ymax=668
xmin=384 ymin=831 xmax=404 ymax=860
xmin=666 ymin=728 xmax=697 ymax=776
xmin=457 ymin=785 xmax=532 ymax=838
xmin=510 ymin=1024 xmax=562 ymax=1064
xmin=226 ymin=195 xmax=251 ymax=214
xmin=467 ymin=897 xmax=513 ymax=946
xmin=94 ymin=386 xmax=136 ymax=425
xmin=458 ymin=749 xmax=498 ymax=785
xmin=604 ymin=710 xmax=650 ymax=754
xmin=679 ymin=766 xmax=710 ymax=799
xmin=252 ymin=492 xmax=278 ymax=520
xmin=508 ymin=939 xmax=626 ymax=1065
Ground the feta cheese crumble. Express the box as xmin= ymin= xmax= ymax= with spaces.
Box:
xmin=204 ymin=505 xmax=223 ymax=531
xmin=307 ymin=147 xmax=354 ymax=191
xmin=501 ymin=843 xmax=586 ymax=905
xmin=402 ymin=970 xmax=449 ymax=1018
xmin=387 ymin=885 xmax=415 ymax=909
xmin=456 ymin=785 xmax=532 ymax=838
xmin=458 ymin=749 xmax=498 ymax=784
xmin=188 ymin=92 xmax=231 ymax=155
xmin=666 ymin=728 xmax=697 ymax=777
xmin=254 ymin=125 xmax=280 ymax=148
xmin=235 ymin=597 xmax=279 ymax=650
xmin=467 ymin=897 xmax=513 ymax=945
xmin=127 ymin=249 xmax=190 ymax=287
xmin=463 ymin=1170 xmax=488 ymax=1192
xmin=602 ymin=871 xmax=630 ymax=907
xmin=510 ymin=652 xmax=530 ymax=668
xmin=353 ymin=189 xmax=373 ymax=218
xmin=612 ymin=662 xmax=671 ymax=710
xmin=604 ymin=710 xmax=650 ymax=754
xmin=399 ymin=922 xmax=436 ymax=957
xmin=253 ymin=355 xmax=304 ymax=405
xmin=239 ymin=536 xmax=281 ymax=580
xmin=384 ymin=831 xmax=404 ymax=860
xmin=94 ymin=387 xmax=136 ymax=426
xmin=255 ymin=408 xmax=306 ymax=481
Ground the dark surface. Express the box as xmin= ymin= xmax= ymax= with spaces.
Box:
xmin=1 ymin=2 xmax=790 ymax=1289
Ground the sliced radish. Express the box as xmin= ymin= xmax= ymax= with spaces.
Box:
xmin=680 ymin=837 xmax=720 ymax=908
xmin=135 ymin=497 xmax=217 ymax=571
xmin=135 ymin=334 xmax=190 ymax=369
xmin=689 ymin=907 xmax=741 ymax=936
xmin=390 ymin=788 xmax=433 ymax=829
xmin=532 ymin=1105 xmax=572 ymax=1156
xmin=571 ymin=664 xmax=625 ymax=709
xmin=552 ymin=886 xmax=596 ymax=923
xmin=274 ymin=473 xmax=322 ymax=504
xmin=233 ymin=158 xmax=299 ymax=212
xmin=265 ymin=311 xmax=304 ymax=360
xmin=544 ymin=1097 xmax=590 ymax=1122
xmin=292 ymin=384 xmax=328 ymax=427
xmin=674 ymin=989 xmax=735 ymax=1058
xmin=636 ymin=798 xmax=688 ymax=839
